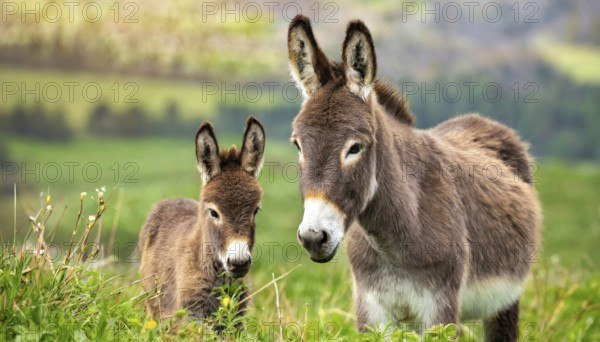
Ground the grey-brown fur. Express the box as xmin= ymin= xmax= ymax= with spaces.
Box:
xmin=287 ymin=16 xmax=541 ymax=341
xmin=373 ymin=80 xmax=414 ymax=126
xmin=139 ymin=117 xmax=265 ymax=320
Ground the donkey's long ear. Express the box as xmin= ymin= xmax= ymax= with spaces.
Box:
xmin=342 ymin=20 xmax=377 ymax=101
xmin=288 ymin=15 xmax=333 ymax=99
xmin=195 ymin=122 xmax=221 ymax=184
xmin=240 ymin=116 xmax=266 ymax=178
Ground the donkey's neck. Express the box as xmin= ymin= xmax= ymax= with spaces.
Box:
xmin=188 ymin=210 xmax=220 ymax=269
xmin=358 ymin=111 xmax=435 ymax=253
xmin=179 ymin=209 xmax=225 ymax=294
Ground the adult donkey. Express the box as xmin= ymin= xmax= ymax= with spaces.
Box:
xmin=287 ymin=16 xmax=541 ymax=340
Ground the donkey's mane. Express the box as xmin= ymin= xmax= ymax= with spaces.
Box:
xmin=219 ymin=145 xmax=242 ymax=168
xmin=373 ymin=80 xmax=414 ymax=126
xmin=326 ymin=62 xmax=414 ymax=126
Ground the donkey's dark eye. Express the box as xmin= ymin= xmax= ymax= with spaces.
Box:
xmin=208 ymin=209 xmax=220 ymax=219
xmin=292 ymin=141 xmax=301 ymax=152
xmin=254 ymin=207 xmax=261 ymax=216
xmin=347 ymin=143 xmax=362 ymax=156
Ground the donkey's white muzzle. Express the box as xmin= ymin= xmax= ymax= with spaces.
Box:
xmin=297 ymin=198 xmax=345 ymax=263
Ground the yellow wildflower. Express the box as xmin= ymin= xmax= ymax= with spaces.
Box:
xmin=144 ymin=320 xmax=157 ymax=330
xmin=221 ymin=295 xmax=231 ymax=308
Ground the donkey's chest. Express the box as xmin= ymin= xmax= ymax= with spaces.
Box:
xmin=359 ymin=272 xmax=525 ymax=326
xmin=361 ymin=272 xmax=438 ymax=325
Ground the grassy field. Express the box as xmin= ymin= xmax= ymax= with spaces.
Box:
xmin=1 ymin=137 xmax=600 ymax=340
xmin=0 ymin=65 xmax=296 ymax=131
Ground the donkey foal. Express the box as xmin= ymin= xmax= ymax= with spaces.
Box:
xmin=139 ymin=117 xmax=265 ymax=320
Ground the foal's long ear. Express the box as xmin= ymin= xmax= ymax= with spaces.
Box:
xmin=287 ymin=15 xmax=333 ymax=99
xmin=342 ymin=20 xmax=377 ymax=101
xmin=240 ymin=116 xmax=266 ymax=178
xmin=195 ymin=122 xmax=221 ymax=185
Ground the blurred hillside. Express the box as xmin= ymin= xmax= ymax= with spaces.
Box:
xmin=1 ymin=0 xmax=600 ymax=159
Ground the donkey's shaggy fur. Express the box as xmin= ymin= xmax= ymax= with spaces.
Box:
xmin=288 ymin=16 xmax=541 ymax=341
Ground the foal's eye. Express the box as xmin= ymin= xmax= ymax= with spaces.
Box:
xmin=208 ymin=209 xmax=220 ymax=219
xmin=254 ymin=207 xmax=261 ymax=216
xmin=347 ymin=143 xmax=363 ymax=156
xmin=292 ymin=141 xmax=301 ymax=153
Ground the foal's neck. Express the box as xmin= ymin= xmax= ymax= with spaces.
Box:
xmin=180 ymin=209 xmax=223 ymax=286
xmin=189 ymin=208 xmax=219 ymax=264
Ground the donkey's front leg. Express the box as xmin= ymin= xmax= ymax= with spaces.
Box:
xmin=355 ymin=290 xmax=391 ymax=333
xmin=425 ymin=273 xmax=462 ymax=337
xmin=427 ymin=246 xmax=465 ymax=326
xmin=430 ymin=293 xmax=459 ymax=326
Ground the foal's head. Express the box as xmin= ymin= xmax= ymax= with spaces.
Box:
xmin=288 ymin=16 xmax=390 ymax=262
xmin=195 ymin=117 xmax=265 ymax=277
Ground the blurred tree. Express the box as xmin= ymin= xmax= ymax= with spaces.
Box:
xmin=119 ymin=106 xmax=149 ymax=137
xmin=161 ymin=101 xmax=182 ymax=136
xmin=7 ymin=104 xmax=72 ymax=141
xmin=47 ymin=109 xmax=74 ymax=141
xmin=9 ymin=105 xmax=31 ymax=136
xmin=592 ymin=18 xmax=600 ymax=47
xmin=402 ymin=61 xmax=600 ymax=161
xmin=88 ymin=103 xmax=116 ymax=136
xmin=0 ymin=139 xmax=8 ymax=164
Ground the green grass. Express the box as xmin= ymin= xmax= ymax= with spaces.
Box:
xmin=536 ymin=162 xmax=600 ymax=269
xmin=1 ymin=137 xmax=600 ymax=340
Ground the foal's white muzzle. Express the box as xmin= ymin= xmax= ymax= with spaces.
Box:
xmin=220 ymin=240 xmax=252 ymax=278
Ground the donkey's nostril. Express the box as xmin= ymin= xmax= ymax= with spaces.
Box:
xmin=228 ymin=257 xmax=251 ymax=269
xmin=320 ymin=231 xmax=328 ymax=244
xmin=298 ymin=228 xmax=329 ymax=251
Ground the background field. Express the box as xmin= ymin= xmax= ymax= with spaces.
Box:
xmin=2 ymin=138 xmax=599 ymax=340
xmin=1 ymin=0 xmax=600 ymax=340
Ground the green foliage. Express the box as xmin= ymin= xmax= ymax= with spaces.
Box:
xmin=1 ymin=104 xmax=74 ymax=142
xmin=212 ymin=277 xmax=248 ymax=333
xmin=404 ymin=62 xmax=600 ymax=160
xmin=0 ymin=190 xmax=146 ymax=340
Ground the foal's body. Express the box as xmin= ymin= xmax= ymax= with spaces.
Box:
xmin=140 ymin=118 xmax=265 ymax=320
xmin=140 ymin=198 xmax=233 ymax=319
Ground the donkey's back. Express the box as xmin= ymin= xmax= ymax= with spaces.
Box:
xmin=139 ymin=198 xmax=199 ymax=316
xmin=431 ymin=113 xmax=533 ymax=185
xmin=139 ymin=198 xmax=198 ymax=253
